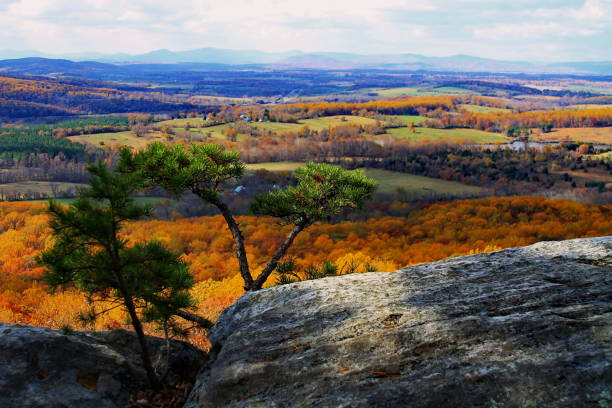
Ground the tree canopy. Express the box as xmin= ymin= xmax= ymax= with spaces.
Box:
xmin=119 ymin=142 xmax=377 ymax=290
xmin=39 ymin=162 xmax=196 ymax=388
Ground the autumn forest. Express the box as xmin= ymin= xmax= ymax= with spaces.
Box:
xmin=0 ymin=57 xmax=611 ymax=352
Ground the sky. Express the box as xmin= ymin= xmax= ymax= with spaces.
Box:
xmin=0 ymin=0 xmax=610 ymax=62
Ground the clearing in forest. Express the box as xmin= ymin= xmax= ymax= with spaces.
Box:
xmin=245 ymin=162 xmax=482 ymax=196
xmin=458 ymin=104 xmax=512 ymax=113
xmin=0 ymin=181 xmax=87 ymax=197
xmin=385 ymin=127 xmax=508 ymax=144
xmin=531 ymin=127 xmax=612 ymax=144
xmin=68 ymin=131 xmax=168 ymax=148
xmin=374 ymin=87 xmax=477 ymax=97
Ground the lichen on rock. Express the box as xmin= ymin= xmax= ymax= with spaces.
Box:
xmin=185 ymin=236 xmax=612 ymax=408
xmin=0 ymin=326 xmax=205 ymax=408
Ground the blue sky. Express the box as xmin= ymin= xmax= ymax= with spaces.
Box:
xmin=0 ymin=0 xmax=610 ymax=61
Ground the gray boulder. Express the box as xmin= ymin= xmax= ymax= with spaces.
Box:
xmin=0 ymin=325 xmax=205 ymax=408
xmin=186 ymin=237 xmax=612 ymax=408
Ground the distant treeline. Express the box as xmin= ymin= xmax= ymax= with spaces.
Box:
xmin=0 ymin=76 xmax=212 ymax=119
xmin=0 ymin=117 xmax=119 ymax=159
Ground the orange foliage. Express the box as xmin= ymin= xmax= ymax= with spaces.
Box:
xmin=447 ymin=108 xmax=612 ymax=131
xmin=266 ymin=96 xmax=460 ymax=121
xmin=0 ymin=197 xmax=610 ymax=344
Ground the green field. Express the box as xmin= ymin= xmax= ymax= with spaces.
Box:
xmin=23 ymin=196 xmax=173 ymax=205
xmin=245 ymin=162 xmax=482 ymax=196
xmin=245 ymin=162 xmax=305 ymax=172
xmin=567 ymin=104 xmax=612 ymax=110
xmin=161 ymin=115 xmax=381 ymax=139
xmin=532 ymin=127 xmax=612 ymax=144
xmin=395 ymin=115 xmax=427 ymax=124
xmin=588 ymin=151 xmax=612 ymax=161
xmin=459 ymin=104 xmax=512 ymax=113
xmin=0 ymin=181 xmax=87 ymax=196
xmin=386 ymin=127 xmax=508 ymax=143
xmin=300 ymin=115 xmax=379 ymax=130
xmin=374 ymin=86 xmax=478 ymax=97
xmin=68 ymin=131 xmax=169 ymax=148
xmin=68 ymin=114 xmax=506 ymax=148
xmin=567 ymin=86 xmax=612 ymax=95
xmin=361 ymin=169 xmax=482 ymax=195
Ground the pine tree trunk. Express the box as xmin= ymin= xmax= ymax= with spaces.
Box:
xmin=123 ymin=295 xmax=161 ymax=389
xmin=213 ymin=200 xmax=254 ymax=290
xmin=252 ymin=223 xmax=306 ymax=290
xmin=113 ymin=265 xmax=161 ymax=389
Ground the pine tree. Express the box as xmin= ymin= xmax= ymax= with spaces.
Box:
xmin=119 ymin=142 xmax=377 ymax=291
xmin=39 ymin=162 xmax=196 ymax=388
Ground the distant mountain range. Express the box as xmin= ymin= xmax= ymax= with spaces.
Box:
xmin=0 ymin=48 xmax=611 ymax=75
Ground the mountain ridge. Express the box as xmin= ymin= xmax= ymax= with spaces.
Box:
xmin=0 ymin=48 xmax=611 ymax=74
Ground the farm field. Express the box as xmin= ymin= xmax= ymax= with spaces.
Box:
xmin=374 ymin=86 xmax=477 ymax=97
xmin=66 ymin=115 xmax=394 ymax=148
xmin=386 ymin=126 xmax=508 ymax=143
xmin=68 ymin=130 xmax=168 ymax=148
xmin=531 ymin=127 xmax=612 ymax=144
xmin=588 ymin=151 xmax=612 ymax=161
xmin=458 ymin=104 xmax=512 ymax=113
xmin=245 ymin=162 xmax=304 ymax=172
xmin=395 ymin=115 xmax=427 ymax=124
xmin=567 ymin=85 xmax=612 ymax=95
xmin=161 ymin=115 xmax=381 ymax=138
xmin=568 ymin=104 xmax=612 ymax=110
xmin=0 ymin=181 xmax=87 ymax=196
xmin=23 ymin=196 xmax=173 ymax=205
xmin=360 ymin=169 xmax=482 ymax=196
xmin=245 ymin=162 xmax=482 ymax=196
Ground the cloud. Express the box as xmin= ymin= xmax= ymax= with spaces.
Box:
xmin=473 ymin=22 xmax=602 ymax=41
xmin=0 ymin=0 xmax=608 ymax=61
xmin=531 ymin=0 xmax=611 ymax=20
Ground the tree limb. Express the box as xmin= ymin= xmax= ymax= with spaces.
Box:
xmin=251 ymin=222 xmax=307 ymax=290
xmin=175 ymin=310 xmax=214 ymax=329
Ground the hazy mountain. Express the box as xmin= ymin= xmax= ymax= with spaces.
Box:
xmin=0 ymin=48 xmax=610 ymax=75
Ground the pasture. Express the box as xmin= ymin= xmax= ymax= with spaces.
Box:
xmin=395 ymin=115 xmax=427 ymax=124
xmin=531 ymin=127 xmax=612 ymax=144
xmin=374 ymin=86 xmax=477 ymax=97
xmin=0 ymin=181 xmax=87 ymax=197
xmin=244 ymin=162 xmax=482 ymax=196
xmin=458 ymin=104 xmax=512 ymax=113
xmin=386 ymin=127 xmax=508 ymax=144
xmin=68 ymin=131 xmax=169 ymax=149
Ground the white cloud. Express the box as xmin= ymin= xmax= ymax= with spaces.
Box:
xmin=473 ymin=22 xmax=601 ymax=40
xmin=0 ymin=0 xmax=608 ymax=60
xmin=531 ymin=0 xmax=611 ymax=20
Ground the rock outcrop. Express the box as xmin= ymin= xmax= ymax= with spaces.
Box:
xmin=186 ymin=237 xmax=612 ymax=408
xmin=0 ymin=326 xmax=205 ymax=408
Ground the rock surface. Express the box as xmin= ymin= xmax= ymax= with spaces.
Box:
xmin=0 ymin=326 xmax=205 ymax=408
xmin=186 ymin=237 xmax=612 ymax=408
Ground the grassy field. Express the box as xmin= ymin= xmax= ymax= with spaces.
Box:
xmin=531 ymin=127 xmax=612 ymax=144
xmin=68 ymin=115 xmax=508 ymax=148
xmin=68 ymin=131 xmax=169 ymax=148
xmin=567 ymin=104 xmax=612 ymax=110
xmin=0 ymin=181 xmax=87 ymax=196
xmin=458 ymin=104 xmax=512 ymax=113
xmin=159 ymin=115 xmax=381 ymax=140
xmin=567 ymin=86 xmax=612 ymax=95
xmin=23 ymin=196 xmax=173 ymax=205
xmin=386 ymin=127 xmax=508 ymax=144
xmin=361 ymin=169 xmax=482 ymax=195
xmin=300 ymin=115 xmax=379 ymax=130
xmin=588 ymin=151 xmax=612 ymax=161
xmin=395 ymin=115 xmax=427 ymax=124
xmin=245 ymin=162 xmax=305 ymax=172
xmin=245 ymin=162 xmax=482 ymax=196
xmin=374 ymin=86 xmax=477 ymax=97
